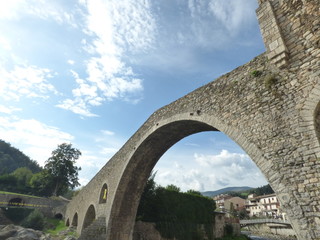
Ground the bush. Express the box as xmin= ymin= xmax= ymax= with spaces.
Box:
xmin=21 ymin=209 xmax=45 ymax=230
xmin=136 ymin=179 xmax=216 ymax=240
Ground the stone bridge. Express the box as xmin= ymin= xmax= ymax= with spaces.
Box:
xmin=241 ymin=219 xmax=296 ymax=238
xmin=0 ymin=192 xmax=68 ymax=218
xmin=240 ymin=219 xmax=291 ymax=227
xmin=65 ymin=0 xmax=320 ymax=239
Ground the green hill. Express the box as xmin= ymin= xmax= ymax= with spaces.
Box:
xmin=0 ymin=140 xmax=42 ymax=174
xmin=201 ymin=186 xmax=252 ymax=197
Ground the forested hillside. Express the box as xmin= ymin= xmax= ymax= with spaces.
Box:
xmin=0 ymin=140 xmax=42 ymax=174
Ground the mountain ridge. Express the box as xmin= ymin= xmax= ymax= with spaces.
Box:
xmin=201 ymin=186 xmax=253 ymax=197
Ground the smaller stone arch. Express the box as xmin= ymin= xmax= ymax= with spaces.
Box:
xmin=99 ymin=183 xmax=108 ymax=204
xmin=66 ymin=218 xmax=70 ymax=227
xmin=54 ymin=213 xmax=63 ymax=220
xmin=82 ymin=205 xmax=96 ymax=231
xmin=8 ymin=198 xmax=24 ymax=207
xmin=72 ymin=212 xmax=78 ymax=227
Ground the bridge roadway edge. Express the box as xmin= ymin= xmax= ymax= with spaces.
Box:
xmin=65 ymin=1 xmax=320 ymax=240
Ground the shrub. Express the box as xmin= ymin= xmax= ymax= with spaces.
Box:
xmin=251 ymin=70 xmax=263 ymax=77
xmin=21 ymin=209 xmax=45 ymax=230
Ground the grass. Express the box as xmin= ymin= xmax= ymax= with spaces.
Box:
xmin=0 ymin=191 xmax=44 ymax=199
xmin=45 ymin=219 xmax=68 ymax=235
xmin=45 ymin=218 xmax=77 ymax=238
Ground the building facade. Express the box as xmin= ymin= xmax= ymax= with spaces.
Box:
xmin=246 ymin=194 xmax=286 ymax=219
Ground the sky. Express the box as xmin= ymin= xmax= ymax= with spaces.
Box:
xmin=0 ymin=0 xmax=268 ymax=192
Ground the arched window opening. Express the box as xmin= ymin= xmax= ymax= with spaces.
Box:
xmin=99 ymin=183 xmax=108 ymax=204
xmin=66 ymin=218 xmax=70 ymax=227
xmin=82 ymin=205 xmax=96 ymax=231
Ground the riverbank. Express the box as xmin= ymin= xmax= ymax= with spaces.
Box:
xmin=242 ymin=231 xmax=297 ymax=240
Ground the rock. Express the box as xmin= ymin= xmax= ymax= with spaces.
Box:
xmin=64 ymin=236 xmax=77 ymax=240
xmin=0 ymin=224 xmax=52 ymax=240
xmin=0 ymin=229 xmax=17 ymax=240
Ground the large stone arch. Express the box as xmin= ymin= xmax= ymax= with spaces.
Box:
xmin=106 ymin=114 xmax=270 ymax=239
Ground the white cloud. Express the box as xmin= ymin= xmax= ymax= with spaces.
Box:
xmin=0 ymin=65 xmax=58 ymax=101
xmin=101 ymin=130 xmax=115 ymax=136
xmin=187 ymin=0 xmax=258 ymax=48
xmin=0 ymin=105 xmax=21 ymax=114
xmin=57 ymin=0 xmax=153 ymax=117
xmin=0 ymin=0 xmax=77 ymax=26
xmin=56 ymin=98 xmax=99 ymax=117
xmin=194 ymin=149 xmax=251 ymax=168
xmin=0 ymin=116 xmax=74 ymax=166
xmin=67 ymin=60 xmax=75 ymax=65
xmin=155 ymin=149 xmax=267 ymax=192
xmin=208 ymin=0 xmax=257 ymax=34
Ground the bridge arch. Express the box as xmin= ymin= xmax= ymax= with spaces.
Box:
xmin=72 ymin=212 xmax=78 ymax=227
xmin=106 ymin=114 xmax=267 ymax=239
xmin=8 ymin=198 xmax=24 ymax=207
xmin=82 ymin=205 xmax=96 ymax=232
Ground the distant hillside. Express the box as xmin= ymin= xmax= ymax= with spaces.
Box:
xmin=201 ymin=186 xmax=252 ymax=197
xmin=0 ymin=140 xmax=42 ymax=174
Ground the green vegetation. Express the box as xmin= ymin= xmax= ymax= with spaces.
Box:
xmin=264 ymin=74 xmax=278 ymax=89
xmin=137 ymin=173 xmax=216 ymax=240
xmin=0 ymin=140 xmax=42 ymax=175
xmin=45 ymin=218 xmax=69 ymax=235
xmin=21 ymin=209 xmax=45 ymax=230
xmin=251 ymin=70 xmax=263 ymax=77
xmin=2 ymin=207 xmax=76 ymax=237
xmin=0 ymin=191 xmax=43 ymax=198
xmin=44 ymin=143 xmax=81 ymax=196
xmin=0 ymin=140 xmax=81 ymax=197
xmin=225 ymin=184 xmax=274 ymax=199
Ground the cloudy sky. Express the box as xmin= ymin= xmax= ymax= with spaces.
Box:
xmin=0 ymin=0 xmax=268 ymax=192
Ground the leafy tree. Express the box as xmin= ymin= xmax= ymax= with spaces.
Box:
xmin=0 ymin=174 xmax=18 ymax=191
xmin=29 ymin=170 xmax=54 ymax=197
xmin=186 ymin=189 xmax=202 ymax=196
xmin=44 ymin=143 xmax=81 ymax=196
xmin=165 ymin=184 xmax=180 ymax=192
xmin=137 ymin=175 xmax=216 ymax=240
xmin=12 ymin=167 xmax=33 ymax=186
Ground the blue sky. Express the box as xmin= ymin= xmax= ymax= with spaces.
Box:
xmin=0 ymin=0 xmax=268 ymax=191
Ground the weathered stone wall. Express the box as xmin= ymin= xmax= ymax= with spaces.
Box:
xmin=243 ymin=223 xmax=296 ymax=238
xmin=65 ymin=1 xmax=320 ymax=239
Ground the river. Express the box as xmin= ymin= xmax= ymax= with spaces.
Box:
xmin=242 ymin=231 xmax=297 ymax=240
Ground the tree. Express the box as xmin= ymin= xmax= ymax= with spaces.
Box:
xmin=12 ymin=167 xmax=33 ymax=186
xmin=29 ymin=170 xmax=54 ymax=197
xmin=44 ymin=143 xmax=81 ymax=196
xmin=165 ymin=184 xmax=180 ymax=192
xmin=186 ymin=189 xmax=202 ymax=196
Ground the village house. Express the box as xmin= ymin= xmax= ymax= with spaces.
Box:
xmin=246 ymin=193 xmax=286 ymax=219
